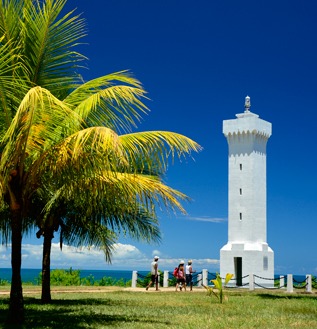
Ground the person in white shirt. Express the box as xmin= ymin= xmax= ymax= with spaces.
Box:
xmin=146 ymin=256 xmax=159 ymax=291
xmin=185 ymin=260 xmax=196 ymax=291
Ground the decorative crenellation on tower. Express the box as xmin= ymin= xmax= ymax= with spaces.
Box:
xmin=220 ymin=96 xmax=274 ymax=287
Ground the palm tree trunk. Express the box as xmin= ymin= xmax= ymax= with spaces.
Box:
xmin=8 ymin=209 xmax=24 ymax=324
xmin=41 ymin=228 xmax=54 ymax=303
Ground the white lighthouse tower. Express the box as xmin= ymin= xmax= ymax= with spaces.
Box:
xmin=220 ymin=96 xmax=274 ymax=287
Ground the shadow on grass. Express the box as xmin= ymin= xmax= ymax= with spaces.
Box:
xmin=0 ymin=296 xmax=172 ymax=329
xmin=257 ymin=293 xmax=317 ymax=300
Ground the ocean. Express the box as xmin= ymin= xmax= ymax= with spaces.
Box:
xmin=0 ymin=268 xmax=308 ymax=285
xmin=0 ymin=268 xmax=149 ymax=285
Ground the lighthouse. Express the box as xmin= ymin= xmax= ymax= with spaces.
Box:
xmin=220 ymin=96 xmax=274 ymax=286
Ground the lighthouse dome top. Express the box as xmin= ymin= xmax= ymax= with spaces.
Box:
xmin=223 ymin=96 xmax=272 ymax=138
xmin=244 ymin=95 xmax=251 ymax=112
xmin=236 ymin=95 xmax=259 ymax=119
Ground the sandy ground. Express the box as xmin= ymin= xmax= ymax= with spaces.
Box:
xmin=0 ymin=286 xmax=206 ymax=295
xmin=1 ymin=286 xmax=313 ymax=296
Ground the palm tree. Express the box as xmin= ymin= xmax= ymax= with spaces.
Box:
xmin=0 ymin=1 xmax=202 ymax=323
xmin=35 ymin=193 xmax=161 ymax=303
xmin=32 ymin=95 xmax=199 ymax=304
xmin=0 ymin=1 xmax=87 ymax=319
xmin=38 ymin=214 xmax=118 ymax=303
xmin=1 ymin=85 xmax=200 ymax=321
xmin=0 ymin=0 xmax=104 ymax=322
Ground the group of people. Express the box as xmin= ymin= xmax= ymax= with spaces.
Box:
xmin=145 ymin=256 xmax=196 ymax=292
xmin=175 ymin=259 xmax=196 ymax=291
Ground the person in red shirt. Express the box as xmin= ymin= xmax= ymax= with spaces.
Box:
xmin=175 ymin=260 xmax=186 ymax=292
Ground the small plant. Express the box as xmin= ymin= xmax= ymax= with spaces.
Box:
xmin=203 ymin=272 xmax=233 ymax=303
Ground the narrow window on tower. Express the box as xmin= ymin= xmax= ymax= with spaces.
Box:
xmin=240 ymin=188 xmax=242 ymax=195
xmin=239 ymin=212 xmax=242 ymax=220
xmin=263 ymin=256 xmax=268 ymax=271
xmin=239 ymin=163 xmax=242 ymax=170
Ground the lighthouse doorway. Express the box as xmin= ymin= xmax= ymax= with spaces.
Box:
xmin=234 ymin=257 xmax=242 ymax=286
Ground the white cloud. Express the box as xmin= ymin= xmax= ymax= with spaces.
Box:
xmin=112 ymin=243 xmax=144 ymax=260
xmin=151 ymin=249 xmax=161 ymax=258
xmin=185 ymin=216 xmax=227 ymax=223
xmin=0 ymin=244 xmax=220 ymax=272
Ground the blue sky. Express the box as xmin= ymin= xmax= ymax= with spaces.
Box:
xmin=2 ymin=0 xmax=316 ymax=275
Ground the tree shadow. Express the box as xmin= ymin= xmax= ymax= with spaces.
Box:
xmin=257 ymin=293 xmax=317 ymax=300
xmin=0 ymin=297 xmax=172 ymax=328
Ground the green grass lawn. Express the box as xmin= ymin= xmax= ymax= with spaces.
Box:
xmin=0 ymin=287 xmax=316 ymax=328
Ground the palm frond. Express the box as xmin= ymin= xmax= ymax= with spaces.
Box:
xmin=64 ymin=71 xmax=149 ymax=133
xmin=0 ymin=0 xmax=25 ymax=46
xmin=56 ymin=201 xmax=161 ymax=246
xmin=43 ymin=170 xmax=188 ymax=218
xmin=61 ymin=219 xmax=117 ymax=263
xmin=0 ymin=39 xmax=27 ymax=132
xmin=30 ymin=126 xmax=129 ymax=194
xmin=0 ymin=86 xmax=82 ymax=189
xmin=119 ymin=130 xmax=202 ymax=173
xmin=21 ymin=0 xmax=87 ymax=93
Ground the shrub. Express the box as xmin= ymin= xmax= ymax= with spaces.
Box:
xmin=38 ymin=268 xmax=81 ymax=286
xmin=97 ymin=276 xmax=130 ymax=287
xmin=80 ymin=274 xmax=95 ymax=286
xmin=37 ymin=268 xmax=132 ymax=287
xmin=137 ymin=270 xmax=164 ymax=287
xmin=0 ymin=278 xmax=10 ymax=286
